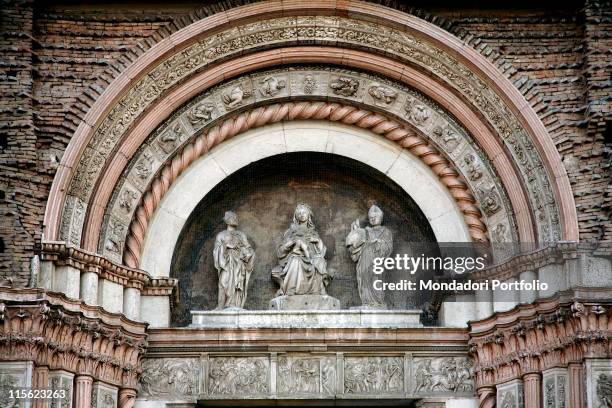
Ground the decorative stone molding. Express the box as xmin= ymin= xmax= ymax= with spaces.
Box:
xmin=119 ymin=101 xmax=493 ymax=268
xmin=141 ymin=277 xmax=179 ymax=298
xmin=0 ymin=288 xmax=148 ymax=390
xmin=468 ymin=289 xmax=611 ymax=406
xmin=44 ymin=5 xmax=573 ymax=258
xmin=138 ymin=353 xmax=473 ymax=401
xmin=104 ymin=67 xmax=517 ymax=265
xmin=472 ymin=242 xmax=610 ymax=282
xmin=41 ymin=241 xmax=150 ymax=290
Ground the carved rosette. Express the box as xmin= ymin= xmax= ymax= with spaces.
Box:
xmin=60 ymin=14 xmax=561 ymax=258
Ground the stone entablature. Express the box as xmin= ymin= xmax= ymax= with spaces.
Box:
xmin=41 ymin=241 xmax=150 ymax=290
xmin=468 ymin=288 xmax=612 ymax=408
xmin=0 ymin=288 xmax=148 ymax=391
xmin=139 ymin=326 xmax=475 ymax=403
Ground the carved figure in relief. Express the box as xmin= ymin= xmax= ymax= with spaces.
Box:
xmin=213 ymin=211 xmax=255 ymax=309
xmin=330 ymin=77 xmax=359 ymax=96
xmin=597 ymin=373 xmax=612 ymax=407
xmin=118 ymin=189 xmax=137 ymax=212
xmin=158 ymin=122 xmax=182 ymax=153
xmin=101 ymin=392 xmax=115 ymax=408
xmin=414 ymin=358 xmax=474 ymax=394
xmin=279 ymin=358 xmax=319 ymax=394
xmin=368 ymin=84 xmax=398 ymax=104
xmin=139 ymin=359 xmax=198 ymax=398
xmin=208 ymin=358 xmax=268 ymax=395
xmin=271 ymin=204 xmax=333 ymax=296
xmin=434 ymin=126 xmax=459 ymax=151
xmin=187 ymin=102 xmax=214 ymax=125
xmin=260 ymin=76 xmax=286 ymax=97
xmin=321 ymin=357 xmax=336 ymax=395
xmin=344 ymin=357 xmax=403 ymax=394
xmin=222 ymin=85 xmax=252 ymax=108
xmin=303 ymin=74 xmax=317 ymax=94
xmin=345 ymin=205 xmax=392 ymax=308
xmin=493 ymin=223 xmax=509 ymax=243
xmin=135 ymin=151 xmax=154 ymax=180
xmin=415 ymin=359 xmax=434 ymax=393
xmin=406 ymin=101 xmax=431 ymax=125
xmin=479 ymin=186 xmax=502 ymax=216
xmin=464 ymin=153 xmax=482 ymax=181
xmin=105 ymin=219 xmax=125 ymax=254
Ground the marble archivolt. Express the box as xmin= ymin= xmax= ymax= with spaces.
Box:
xmin=59 ymin=14 xmax=562 ymax=254
xmin=102 ymin=67 xmax=514 ymax=267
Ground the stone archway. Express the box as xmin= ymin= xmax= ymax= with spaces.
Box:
xmin=44 ymin=1 xmax=578 ymax=263
xmin=138 ymin=121 xmax=470 ymax=277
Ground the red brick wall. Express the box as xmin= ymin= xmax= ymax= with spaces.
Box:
xmin=1 ymin=0 xmax=609 ymax=285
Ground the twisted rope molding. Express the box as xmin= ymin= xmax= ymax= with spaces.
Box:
xmin=123 ymin=101 xmax=488 ymax=268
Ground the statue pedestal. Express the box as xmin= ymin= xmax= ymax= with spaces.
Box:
xmin=190 ymin=309 xmax=423 ymax=328
xmin=269 ymin=294 xmax=340 ymax=311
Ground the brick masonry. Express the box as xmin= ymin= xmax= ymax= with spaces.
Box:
xmin=0 ymin=0 xmax=610 ymax=285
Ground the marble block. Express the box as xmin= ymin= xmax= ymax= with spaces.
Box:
xmin=269 ymin=294 xmax=340 ymax=310
xmin=190 ymin=309 xmax=423 ymax=328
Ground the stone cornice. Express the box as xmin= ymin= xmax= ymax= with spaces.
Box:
xmin=0 ymin=288 xmax=148 ymax=389
xmin=146 ymin=326 xmax=469 ymax=350
xmin=41 ymin=241 xmax=151 ymax=289
xmin=142 ymin=277 xmax=179 ymax=304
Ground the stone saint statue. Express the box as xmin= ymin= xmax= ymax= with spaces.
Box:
xmin=345 ymin=205 xmax=393 ymax=308
xmin=272 ymin=203 xmax=333 ymax=296
xmin=213 ymin=211 xmax=255 ymax=309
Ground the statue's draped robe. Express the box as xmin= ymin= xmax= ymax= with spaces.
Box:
xmin=350 ymin=226 xmax=393 ymax=307
xmin=276 ymin=225 xmax=330 ymax=295
xmin=213 ymin=229 xmax=255 ymax=308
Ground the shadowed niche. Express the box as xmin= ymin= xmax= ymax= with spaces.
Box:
xmin=170 ymin=152 xmax=438 ymax=326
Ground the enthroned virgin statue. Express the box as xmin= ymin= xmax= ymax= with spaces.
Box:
xmin=271 ymin=203 xmax=333 ymax=296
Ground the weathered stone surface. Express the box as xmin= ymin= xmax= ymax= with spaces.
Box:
xmin=190 ymin=309 xmax=422 ymax=328
xmin=269 ymin=295 xmax=341 ymax=311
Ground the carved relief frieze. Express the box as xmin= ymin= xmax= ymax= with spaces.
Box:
xmin=413 ymin=357 xmax=474 ymax=394
xmin=277 ymin=356 xmax=321 ymax=395
xmin=368 ymin=83 xmax=398 ymax=105
xmin=139 ymin=358 xmax=199 ymax=399
xmin=330 ymin=76 xmax=360 ymax=97
xmin=343 ymin=356 xmax=403 ymax=395
xmin=63 ymin=15 xmax=559 ymax=246
xmin=208 ymin=357 xmax=269 ymax=397
xmin=103 ymin=67 xmax=516 ymax=263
